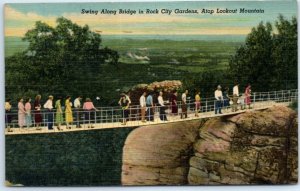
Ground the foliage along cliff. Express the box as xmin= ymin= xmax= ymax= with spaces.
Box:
xmin=127 ymin=80 xmax=182 ymax=105
xmin=122 ymin=106 xmax=298 ymax=185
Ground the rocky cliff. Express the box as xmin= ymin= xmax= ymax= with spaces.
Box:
xmin=122 ymin=106 xmax=298 ymax=185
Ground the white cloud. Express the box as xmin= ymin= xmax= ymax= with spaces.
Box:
xmin=5 ymin=5 xmax=56 ymax=36
xmin=5 ymin=5 xmax=56 ymax=24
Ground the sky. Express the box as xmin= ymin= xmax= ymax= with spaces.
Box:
xmin=4 ymin=0 xmax=297 ymax=37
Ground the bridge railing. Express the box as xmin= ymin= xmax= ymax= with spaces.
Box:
xmin=4 ymin=89 xmax=298 ymax=130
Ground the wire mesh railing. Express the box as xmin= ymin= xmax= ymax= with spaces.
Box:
xmin=4 ymin=89 xmax=298 ymax=134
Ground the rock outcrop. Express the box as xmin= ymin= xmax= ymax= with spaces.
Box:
xmin=128 ymin=80 xmax=182 ymax=105
xmin=190 ymin=106 xmax=298 ymax=185
xmin=122 ymin=120 xmax=201 ymax=185
xmin=122 ymin=106 xmax=298 ymax=185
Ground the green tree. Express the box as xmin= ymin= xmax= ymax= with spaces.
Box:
xmin=182 ymin=70 xmax=230 ymax=98
xmin=229 ymin=21 xmax=273 ymax=91
xmin=229 ymin=15 xmax=297 ymax=91
xmin=6 ymin=17 xmax=119 ymax=102
xmin=272 ymin=15 xmax=297 ymax=89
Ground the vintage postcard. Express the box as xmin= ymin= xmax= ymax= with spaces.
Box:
xmin=4 ymin=0 xmax=298 ymax=186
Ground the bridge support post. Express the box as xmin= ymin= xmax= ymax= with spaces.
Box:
xmin=94 ymin=111 xmax=97 ymax=126
xmin=100 ymin=109 xmax=103 ymax=124
xmin=213 ymin=100 xmax=215 ymax=114
xmin=112 ymin=108 xmax=114 ymax=123
xmin=253 ymin=93 xmax=256 ymax=109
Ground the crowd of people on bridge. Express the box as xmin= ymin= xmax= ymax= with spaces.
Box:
xmin=5 ymin=95 xmax=98 ymax=132
xmin=5 ymin=83 xmax=252 ymax=132
xmin=134 ymin=83 xmax=252 ymax=124
xmin=214 ymin=83 xmax=252 ymax=114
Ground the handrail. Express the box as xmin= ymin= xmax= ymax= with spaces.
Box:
xmin=4 ymin=89 xmax=298 ymax=133
xmin=6 ymin=89 xmax=298 ymax=112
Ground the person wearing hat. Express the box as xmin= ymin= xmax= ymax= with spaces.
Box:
xmin=214 ymin=85 xmax=223 ymax=114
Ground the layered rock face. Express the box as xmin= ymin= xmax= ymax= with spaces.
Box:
xmin=190 ymin=106 xmax=298 ymax=185
xmin=122 ymin=106 xmax=298 ymax=185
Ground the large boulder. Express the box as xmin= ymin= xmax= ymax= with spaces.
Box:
xmin=122 ymin=120 xmax=201 ymax=185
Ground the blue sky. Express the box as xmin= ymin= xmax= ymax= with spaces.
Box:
xmin=4 ymin=0 xmax=297 ymax=36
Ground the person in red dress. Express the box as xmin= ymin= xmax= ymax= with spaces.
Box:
xmin=34 ymin=95 xmax=43 ymax=130
xmin=171 ymin=90 xmax=178 ymax=115
xmin=245 ymin=84 xmax=252 ymax=109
